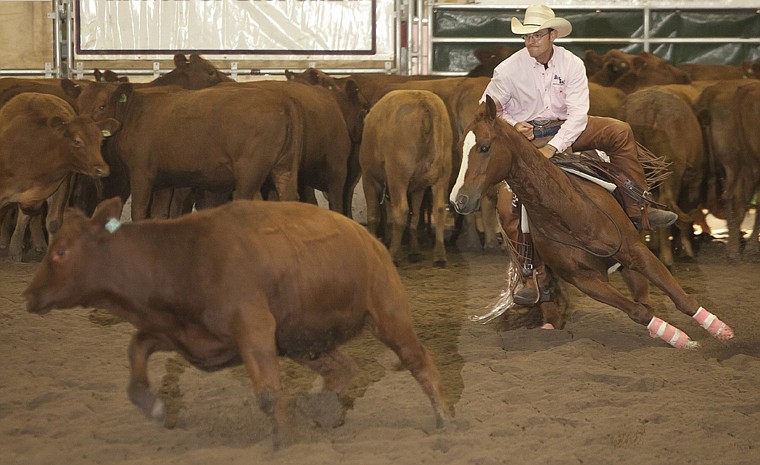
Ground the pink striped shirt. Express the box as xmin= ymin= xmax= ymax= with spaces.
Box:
xmin=480 ymin=45 xmax=589 ymax=153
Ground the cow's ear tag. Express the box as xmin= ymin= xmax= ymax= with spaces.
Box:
xmin=119 ymin=93 xmax=128 ymax=103
xmin=104 ymin=217 xmax=121 ymax=234
xmin=102 ymin=129 xmax=112 ymax=137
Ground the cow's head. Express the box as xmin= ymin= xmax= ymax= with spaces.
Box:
xmin=24 ymin=196 xmax=124 ymax=315
xmin=68 ymin=81 xmax=132 ymax=125
xmin=49 ymin=114 xmax=120 ymax=178
xmin=153 ymin=53 xmax=235 ymax=89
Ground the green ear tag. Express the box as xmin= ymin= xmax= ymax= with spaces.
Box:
xmin=102 ymin=129 xmax=112 ymax=137
xmin=119 ymin=93 xmax=128 ymax=103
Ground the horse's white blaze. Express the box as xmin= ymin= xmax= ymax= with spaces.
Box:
xmin=450 ymin=130 xmax=477 ymax=204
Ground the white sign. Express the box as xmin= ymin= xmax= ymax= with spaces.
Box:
xmin=75 ymin=0 xmax=394 ymax=61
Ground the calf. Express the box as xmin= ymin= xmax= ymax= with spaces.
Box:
xmin=0 ymin=93 xmax=119 ymax=210
xmin=23 ymin=197 xmax=449 ymax=449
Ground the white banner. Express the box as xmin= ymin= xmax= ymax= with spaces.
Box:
xmin=75 ymin=0 xmax=395 ymax=61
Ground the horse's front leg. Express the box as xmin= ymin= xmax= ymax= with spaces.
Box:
xmin=127 ymin=331 xmax=172 ymax=423
xmin=625 ymin=241 xmax=734 ymax=343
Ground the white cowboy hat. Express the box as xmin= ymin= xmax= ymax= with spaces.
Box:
xmin=511 ymin=5 xmax=572 ymax=38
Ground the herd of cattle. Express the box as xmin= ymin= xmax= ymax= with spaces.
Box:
xmin=1 ymin=49 xmax=760 ymax=268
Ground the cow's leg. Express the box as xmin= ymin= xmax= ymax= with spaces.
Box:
xmin=326 ymin=167 xmax=348 ymax=215
xmin=268 ymin=166 xmax=299 ymax=202
xmin=745 ymin=198 xmax=760 ymax=257
xmin=294 ymin=349 xmax=358 ymax=395
xmin=127 ymin=331 xmax=172 ymax=424
xmin=387 ymin=178 xmax=411 ymax=265
xmin=129 ymin=176 xmax=154 ymax=221
xmin=480 ymin=188 xmax=501 ymax=251
xmin=9 ymin=207 xmax=33 ymax=261
xmin=27 ymin=210 xmax=47 ymax=258
xmin=655 ymin=227 xmax=674 ymax=269
xmin=430 ymin=178 xmax=449 ymax=267
xmin=675 ymin=220 xmax=696 ymax=261
xmin=362 ymin=174 xmax=384 ymax=240
xmin=366 ymin=298 xmax=449 ymax=427
xmin=0 ymin=205 xmax=14 ymax=253
xmin=407 ymin=188 xmax=425 ymax=263
xmin=724 ymin=190 xmax=746 ymax=263
xmin=234 ymin=309 xmax=287 ymax=450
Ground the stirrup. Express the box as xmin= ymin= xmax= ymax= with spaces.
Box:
xmin=513 ymin=286 xmax=552 ymax=306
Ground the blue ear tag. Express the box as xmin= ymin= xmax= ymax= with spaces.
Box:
xmin=105 ymin=217 xmax=121 ymax=234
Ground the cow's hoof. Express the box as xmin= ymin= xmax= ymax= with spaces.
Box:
xmin=151 ymin=399 xmax=167 ymax=423
xmin=432 ymin=259 xmax=447 ymax=268
xmin=408 ymin=252 xmax=423 ymax=263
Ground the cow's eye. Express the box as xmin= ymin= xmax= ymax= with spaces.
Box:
xmin=72 ymin=138 xmax=83 ymax=147
xmin=479 ymin=144 xmax=490 ymax=153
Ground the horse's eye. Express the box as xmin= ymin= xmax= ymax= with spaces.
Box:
xmin=479 ymin=144 xmax=490 ymax=153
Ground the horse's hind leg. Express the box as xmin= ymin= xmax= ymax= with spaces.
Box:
xmin=619 ymin=266 xmax=651 ymax=307
xmin=366 ymin=298 xmax=450 ymax=427
xmin=566 ymin=272 xmax=698 ymax=349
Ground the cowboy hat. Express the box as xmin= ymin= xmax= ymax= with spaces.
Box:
xmin=511 ymin=5 xmax=572 ymax=38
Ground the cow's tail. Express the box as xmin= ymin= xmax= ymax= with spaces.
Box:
xmin=279 ymin=97 xmax=305 ymax=202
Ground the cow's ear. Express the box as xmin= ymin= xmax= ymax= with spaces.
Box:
xmin=90 ymin=197 xmax=124 ymax=233
xmin=111 ymin=83 xmax=133 ymax=106
xmin=48 ymin=116 xmax=69 ymax=136
xmin=98 ymin=118 xmax=121 ymax=137
xmin=61 ymin=79 xmax=81 ymax=99
xmin=93 ymin=69 xmax=104 ymax=81
xmin=174 ymin=53 xmax=189 ymax=68
xmin=306 ymin=68 xmax=320 ymax=85
xmin=284 ymin=70 xmax=295 ymax=81
xmin=344 ymin=78 xmax=360 ymax=101
xmin=631 ymin=56 xmax=646 ymax=69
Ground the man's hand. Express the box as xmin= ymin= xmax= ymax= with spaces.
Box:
xmin=514 ymin=122 xmax=535 ymax=140
xmin=538 ymin=145 xmax=557 ymax=158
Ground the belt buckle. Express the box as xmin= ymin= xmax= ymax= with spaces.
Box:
xmin=532 ymin=119 xmax=552 ymax=128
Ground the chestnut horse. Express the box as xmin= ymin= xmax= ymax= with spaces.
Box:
xmin=450 ymin=96 xmax=734 ymax=349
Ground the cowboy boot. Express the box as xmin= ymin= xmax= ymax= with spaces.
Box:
xmin=573 ymin=117 xmax=678 ymax=230
xmin=513 ymin=253 xmax=552 ymax=306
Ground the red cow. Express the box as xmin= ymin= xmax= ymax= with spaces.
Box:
xmin=23 ymin=197 xmax=450 ymax=449
xmin=73 ymin=82 xmax=303 ymax=221
xmin=622 ymin=86 xmax=705 ymax=267
xmin=586 ymin=50 xmax=691 ymax=93
xmin=360 ymin=90 xmax=453 ymax=266
xmin=225 ymin=75 xmax=368 ymax=216
xmin=696 ymin=80 xmax=760 ymax=261
xmin=0 ymin=93 xmax=118 ymax=210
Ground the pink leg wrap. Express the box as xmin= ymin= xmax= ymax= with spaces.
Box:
xmin=647 ymin=317 xmax=697 ymax=349
xmin=693 ymin=307 xmax=734 ymax=341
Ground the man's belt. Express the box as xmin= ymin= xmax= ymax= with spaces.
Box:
xmin=530 ymin=119 xmax=564 ymax=139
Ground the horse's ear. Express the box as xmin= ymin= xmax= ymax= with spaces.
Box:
xmin=485 ymin=95 xmax=497 ymax=120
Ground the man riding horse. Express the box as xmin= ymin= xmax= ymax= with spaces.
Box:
xmin=481 ymin=4 xmax=678 ymax=306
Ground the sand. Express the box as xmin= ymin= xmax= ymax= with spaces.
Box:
xmin=1 ymin=234 xmax=759 ymax=465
